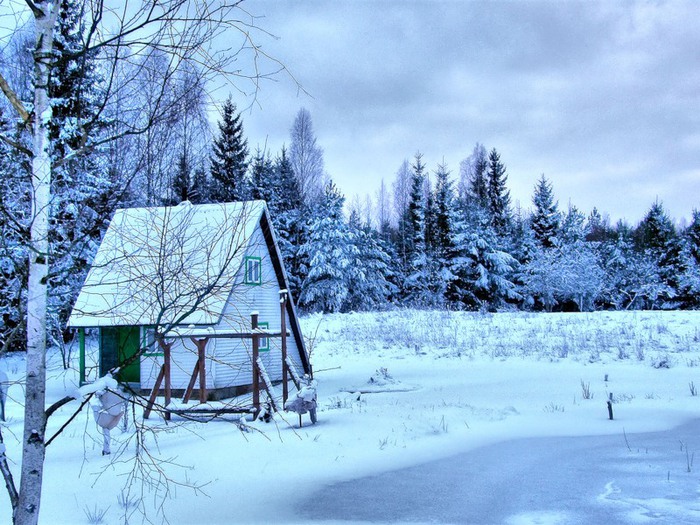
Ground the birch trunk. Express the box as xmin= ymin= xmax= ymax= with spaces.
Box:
xmin=15 ymin=4 xmax=58 ymax=524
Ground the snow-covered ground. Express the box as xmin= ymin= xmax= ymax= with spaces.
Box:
xmin=1 ymin=310 xmax=700 ymax=524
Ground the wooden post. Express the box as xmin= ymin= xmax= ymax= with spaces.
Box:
xmin=196 ymin=338 xmax=208 ymax=403
xmin=157 ymin=336 xmax=173 ymax=421
xmin=251 ymin=312 xmax=260 ymax=417
xmin=280 ymin=290 xmax=289 ymax=405
xmin=78 ymin=328 xmax=86 ymax=386
xmin=607 ymin=393 xmax=614 ymax=420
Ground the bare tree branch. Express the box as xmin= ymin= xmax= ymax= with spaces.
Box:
xmin=0 ymin=72 xmax=30 ymax=125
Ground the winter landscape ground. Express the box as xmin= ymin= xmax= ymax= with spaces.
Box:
xmin=2 ymin=309 xmax=700 ymax=524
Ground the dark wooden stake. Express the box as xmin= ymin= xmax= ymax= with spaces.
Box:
xmin=607 ymin=393 xmax=614 ymax=420
xmin=280 ymin=290 xmax=289 ymax=405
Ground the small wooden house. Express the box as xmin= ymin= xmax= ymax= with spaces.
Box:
xmin=68 ymin=200 xmax=310 ymax=408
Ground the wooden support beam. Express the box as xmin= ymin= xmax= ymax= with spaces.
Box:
xmin=78 ymin=328 xmax=86 ymax=386
xmin=251 ymin=312 xmax=260 ymax=418
xmin=157 ymin=337 xmax=173 ymax=421
xmin=144 ymin=365 xmax=165 ymax=419
xmin=191 ymin=337 xmax=209 ymax=403
xmin=280 ymin=290 xmax=289 ymax=405
xmin=182 ymin=360 xmax=201 ymax=404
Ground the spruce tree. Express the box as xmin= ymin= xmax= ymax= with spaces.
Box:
xmin=433 ymin=161 xmax=454 ymax=260
xmin=344 ymin=211 xmax=394 ymax=311
xmin=299 ymin=182 xmax=357 ymax=313
xmin=189 ymin=165 xmax=209 ymax=204
xmin=171 ymin=152 xmax=191 ymax=204
xmin=48 ymin=0 xmax=114 ymax=345
xmin=210 ymin=96 xmax=249 ymax=202
xmin=402 ymin=153 xmax=430 ymax=304
xmin=486 ymin=148 xmax=511 ymax=236
xmin=274 ymin=146 xmax=302 ymax=213
xmin=530 ymin=174 xmax=559 ymax=248
xmin=407 ymin=152 xmax=427 ymax=261
xmin=635 ymin=201 xmax=676 ymax=255
xmin=459 ymin=142 xmax=488 ymax=210
xmin=249 ymin=147 xmax=276 ymax=206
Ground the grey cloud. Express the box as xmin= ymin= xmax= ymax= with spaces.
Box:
xmin=241 ymin=0 xmax=700 ymax=222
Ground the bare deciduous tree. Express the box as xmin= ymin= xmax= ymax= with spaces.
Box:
xmin=0 ymin=2 xmax=295 ymax=523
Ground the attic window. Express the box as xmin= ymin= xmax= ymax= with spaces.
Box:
xmin=244 ymin=256 xmax=262 ymax=285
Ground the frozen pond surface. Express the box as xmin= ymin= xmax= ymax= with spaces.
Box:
xmin=298 ymin=419 xmax=700 ymax=524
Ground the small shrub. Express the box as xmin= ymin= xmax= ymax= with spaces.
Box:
xmin=117 ymin=491 xmax=138 ymax=511
xmin=690 ymin=381 xmax=697 ymax=397
xmin=580 ymin=380 xmax=593 ymax=400
xmin=83 ymin=505 xmax=109 ymax=525
xmin=652 ymin=355 xmax=671 ymax=369
xmin=543 ymin=402 xmax=565 ymax=413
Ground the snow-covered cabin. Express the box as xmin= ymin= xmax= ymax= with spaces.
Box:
xmin=68 ymin=200 xmax=309 ymax=401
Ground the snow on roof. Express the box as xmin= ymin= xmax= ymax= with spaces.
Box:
xmin=68 ymin=201 xmax=267 ymax=328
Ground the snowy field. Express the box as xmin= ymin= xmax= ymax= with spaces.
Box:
xmin=2 ymin=309 xmax=700 ymax=524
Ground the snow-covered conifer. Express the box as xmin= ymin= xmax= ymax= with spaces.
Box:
xmin=210 ymin=96 xmax=249 ymax=202
xmin=530 ymin=174 xmax=559 ymax=248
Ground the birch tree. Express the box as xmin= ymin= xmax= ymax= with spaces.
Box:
xmin=0 ymin=2 xmax=291 ymax=523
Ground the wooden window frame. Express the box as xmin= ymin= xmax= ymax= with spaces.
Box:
xmin=244 ymin=256 xmax=262 ymax=285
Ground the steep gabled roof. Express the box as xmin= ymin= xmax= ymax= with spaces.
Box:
xmin=69 ymin=200 xmax=267 ymax=328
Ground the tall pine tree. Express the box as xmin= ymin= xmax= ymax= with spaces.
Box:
xmin=486 ymin=148 xmax=511 ymax=237
xmin=530 ymin=174 xmax=559 ymax=248
xmin=210 ymin=96 xmax=249 ymax=202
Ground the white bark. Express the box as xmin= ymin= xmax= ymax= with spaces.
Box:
xmin=15 ymin=3 xmax=59 ymax=525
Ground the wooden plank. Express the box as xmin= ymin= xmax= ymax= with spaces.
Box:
xmin=280 ymin=291 xmax=289 ymax=404
xmin=144 ymin=366 xmax=165 ymax=419
xmin=182 ymin=359 xmax=201 ymax=403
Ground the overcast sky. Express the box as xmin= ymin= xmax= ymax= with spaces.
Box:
xmin=235 ymin=0 xmax=699 ymax=225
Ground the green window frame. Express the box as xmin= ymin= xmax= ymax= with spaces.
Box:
xmin=258 ymin=321 xmax=270 ymax=352
xmin=244 ymin=256 xmax=262 ymax=285
xmin=141 ymin=327 xmax=163 ymax=357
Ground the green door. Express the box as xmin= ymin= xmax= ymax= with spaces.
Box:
xmin=100 ymin=326 xmax=141 ymax=383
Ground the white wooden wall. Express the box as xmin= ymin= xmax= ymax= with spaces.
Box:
xmin=140 ymin=221 xmax=306 ymax=392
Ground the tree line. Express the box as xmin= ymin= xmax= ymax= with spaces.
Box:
xmin=2 ymin=2 xmax=700 ymax=360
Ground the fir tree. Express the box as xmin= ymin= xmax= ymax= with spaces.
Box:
xmin=448 ymin=210 xmax=520 ymax=310
xmin=530 ymin=174 xmax=559 ymax=248
xmin=586 ymin=207 xmax=610 ymax=242
xmin=189 ymin=165 xmax=209 ymax=204
xmin=249 ymin=147 xmax=276 ymax=206
xmin=299 ymin=182 xmax=357 ymax=313
xmin=459 ymin=142 xmax=488 ymax=210
xmin=433 ymin=161 xmax=454 ymax=259
xmin=486 ymin=148 xmax=511 ymax=236
xmin=47 ymin=0 xmax=114 ymax=345
xmin=684 ymin=209 xmax=700 ymax=264
xmin=171 ymin=152 xmax=191 ymax=204
xmin=344 ymin=211 xmax=395 ymax=311
xmin=402 ymin=153 xmax=433 ymax=305
xmin=407 ymin=152 xmax=427 ymax=261
xmin=274 ymin=146 xmax=302 ymax=213
xmin=210 ymin=96 xmax=249 ymax=202
xmin=635 ymin=201 xmax=676 ymax=255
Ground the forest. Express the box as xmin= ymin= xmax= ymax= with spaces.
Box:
xmin=1 ymin=1 xmax=699 ymax=360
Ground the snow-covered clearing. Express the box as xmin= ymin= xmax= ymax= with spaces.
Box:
xmin=1 ymin=310 xmax=700 ymax=524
